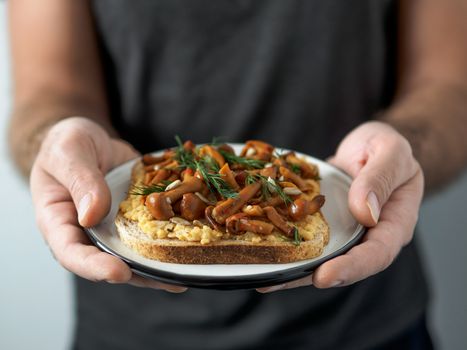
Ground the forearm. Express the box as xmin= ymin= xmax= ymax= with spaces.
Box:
xmin=8 ymin=93 xmax=117 ymax=178
xmin=8 ymin=0 xmax=115 ymax=178
xmin=379 ymin=82 xmax=467 ymax=191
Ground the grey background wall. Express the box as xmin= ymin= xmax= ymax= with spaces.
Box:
xmin=0 ymin=3 xmax=466 ymax=349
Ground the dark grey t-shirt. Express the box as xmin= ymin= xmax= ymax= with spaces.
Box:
xmin=74 ymin=1 xmax=429 ymax=349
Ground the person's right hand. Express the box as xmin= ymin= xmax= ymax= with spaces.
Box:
xmin=30 ymin=117 xmax=187 ymax=292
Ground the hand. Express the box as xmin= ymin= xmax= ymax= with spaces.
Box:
xmin=31 ymin=117 xmax=187 ymax=293
xmin=258 ymin=121 xmax=424 ymax=292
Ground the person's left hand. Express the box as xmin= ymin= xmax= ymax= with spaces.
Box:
xmin=257 ymin=121 xmax=424 ymax=293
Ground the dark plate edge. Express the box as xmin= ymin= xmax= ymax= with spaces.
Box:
xmin=84 ymin=226 xmax=366 ymax=290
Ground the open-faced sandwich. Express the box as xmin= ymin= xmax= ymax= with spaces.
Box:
xmin=116 ymin=138 xmax=329 ymax=264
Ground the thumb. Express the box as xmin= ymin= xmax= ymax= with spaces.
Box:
xmin=342 ymin=144 xmax=418 ymax=227
xmin=38 ymin=119 xmax=119 ymax=227
xmin=42 ymin=147 xmax=111 ymax=227
xmin=329 ymin=122 xmax=419 ymax=227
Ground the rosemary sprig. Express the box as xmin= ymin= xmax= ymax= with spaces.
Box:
xmin=218 ymin=149 xmax=266 ymax=169
xmin=129 ymin=183 xmax=168 ymax=196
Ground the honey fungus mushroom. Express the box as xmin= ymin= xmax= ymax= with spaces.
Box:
xmin=145 ymin=172 xmax=205 ymax=220
xmin=240 ymin=140 xmax=274 ymax=161
xmin=288 ymin=195 xmax=325 ymax=221
xmin=225 ymin=213 xmax=274 ymax=235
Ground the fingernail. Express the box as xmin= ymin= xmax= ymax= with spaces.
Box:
xmin=330 ymin=280 xmax=343 ymax=288
xmin=78 ymin=193 xmax=93 ymax=223
xmin=261 ymin=283 xmax=287 ymax=293
xmin=366 ymin=191 xmax=380 ymax=224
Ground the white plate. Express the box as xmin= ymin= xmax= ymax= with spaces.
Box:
xmin=85 ymin=145 xmax=365 ymax=290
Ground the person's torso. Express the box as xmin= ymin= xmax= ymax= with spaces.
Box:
xmin=75 ymin=1 xmax=429 ymax=349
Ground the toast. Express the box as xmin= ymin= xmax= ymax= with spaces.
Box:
xmin=115 ymin=139 xmax=330 ymax=264
xmin=115 ymin=211 xmax=328 ymax=264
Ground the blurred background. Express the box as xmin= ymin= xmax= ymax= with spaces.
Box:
xmin=0 ymin=2 xmax=466 ymax=349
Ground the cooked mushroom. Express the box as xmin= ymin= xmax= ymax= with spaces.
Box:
xmin=142 ymin=150 xmax=174 ymax=165
xmin=205 ymin=206 xmax=223 ymax=231
xmin=172 ymin=199 xmax=182 ymax=214
xmin=180 ymin=193 xmax=207 ymax=221
xmin=279 ymin=166 xmax=313 ymax=191
xmin=258 ymin=195 xmax=285 ymax=208
xmin=273 ymin=157 xmax=288 ymax=168
xmin=226 ymin=213 xmax=274 ymax=235
xmin=212 ymin=182 xmax=261 ymax=224
xmin=183 ymin=140 xmax=196 ymax=152
xmin=165 ymin=176 xmax=205 ymax=203
xmin=259 ymin=165 xmax=277 ymax=179
xmin=144 ymin=171 xmax=156 ymax=185
xmin=145 ymin=193 xmax=174 ymax=220
xmin=144 ymin=157 xmax=178 ymax=171
xmin=217 ymin=144 xmax=235 ymax=155
xmin=145 ymin=174 xmax=205 ymax=220
xmin=149 ymin=169 xmax=171 ymax=185
xmin=142 ymin=154 xmax=165 ymax=165
xmin=242 ymin=204 xmax=264 ymax=216
xmin=263 ymin=206 xmax=294 ymax=237
xmin=199 ymin=145 xmax=225 ymax=167
xmin=240 ymin=140 xmax=274 ymax=161
xmin=288 ymin=195 xmax=325 ymax=221
xmin=234 ymin=171 xmax=248 ymax=186
xmin=219 ymin=163 xmax=240 ymax=190
xmin=285 ymin=153 xmax=319 ymax=179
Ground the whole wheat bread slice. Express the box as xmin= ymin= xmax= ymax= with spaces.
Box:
xmin=115 ymin=210 xmax=329 ymax=264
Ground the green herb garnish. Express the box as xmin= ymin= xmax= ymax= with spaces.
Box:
xmin=203 ymin=155 xmax=220 ymax=172
xmin=292 ymin=227 xmax=302 ymax=246
xmin=245 ymin=173 xmax=292 ymax=205
xmin=290 ymin=163 xmax=301 ymax=174
xmin=129 ymin=183 xmax=168 ymax=196
xmin=174 ymin=135 xmax=196 ymax=170
xmin=195 ymin=159 xmax=238 ymax=199
xmin=174 ymin=136 xmax=238 ymax=198
xmin=218 ymin=149 xmax=266 ymax=169
xmin=209 ymin=136 xmax=227 ymax=146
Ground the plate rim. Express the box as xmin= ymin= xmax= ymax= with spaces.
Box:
xmin=85 ymin=226 xmax=365 ymax=289
xmin=84 ymin=144 xmax=366 ymax=289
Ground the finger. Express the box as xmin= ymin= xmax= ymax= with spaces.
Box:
xmin=333 ymin=136 xmax=418 ymax=226
xmin=128 ymin=275 xmax=188 ymax=293
xmin=40 ymin=203 xmax=132 ymax=282
xmin=31 ymin=166 xmax=132 ymax=282
xmin=313 ymin=170 xmax=424 ymax=288
xmin=256 ymin=273 xmax=313 ymax=293
xmin=109 ymin=138 xmax=140 ymax=169
xmin=37 ymin=127 xmax=113 ymax=227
